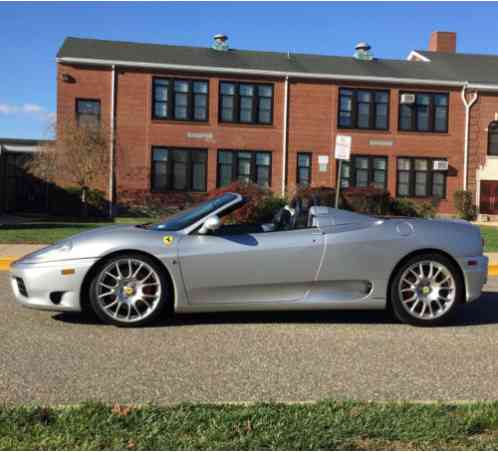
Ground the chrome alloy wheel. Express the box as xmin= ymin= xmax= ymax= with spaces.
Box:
xmin=95 ymin=258 xmax=162 ymax=323
xmin=398 ymin=260 xmax=456 ymax=321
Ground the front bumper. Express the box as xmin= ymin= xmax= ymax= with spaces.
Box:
xmin=457 ymin=255 xmax=488 ymax=303
xmin=10 ymin=258 xmax=98 ymax=312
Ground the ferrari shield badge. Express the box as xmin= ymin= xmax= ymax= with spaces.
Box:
xmin=163 ymin=235 xmax=174 ymax=246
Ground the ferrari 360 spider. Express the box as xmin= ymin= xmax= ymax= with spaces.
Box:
xmin=10 ymin=192 xmax=488 ymax=327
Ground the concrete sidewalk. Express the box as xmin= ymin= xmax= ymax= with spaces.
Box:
xmin=0 ymin=244 xmax=47 ymax=271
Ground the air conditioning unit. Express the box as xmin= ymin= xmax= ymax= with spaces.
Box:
xmin=400 ymin=93 xmax=416 ymax=104
xmin=433 ymin=160 xmax=449 ymax=171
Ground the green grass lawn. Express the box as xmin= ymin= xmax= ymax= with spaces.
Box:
xmin=0 ymin=218 xmax=159 ymax=245
xmin=2 ymin=401 xmax=498 ymax=450
xmin=480 ymin=226 xmax=498 ymax=253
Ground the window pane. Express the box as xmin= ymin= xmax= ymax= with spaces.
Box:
xmin=154 ymin=84 xmax=168 ymax=101
xmin=239 ymin=84 xmax=254 ymax=96
xmin=400 ymin=104 xmax=413 ymax=130
xmin=415 ymin=172 xmax=428 ymax=196
xmin=192 ymin=161 xmax=206 ymax=191
xmin=355 ymin=157 xmax=369 ymax=170
xmin=340 ymin=96 xmax=352 ymax=112
xmin=398 ymin=158 xmax=411 ymax=170
xmin=259 ymin=110 xmax=271 ymax=123
xmin=434 ymin=107 xmax=447 ymax=131
xmin=341 ymin=162 xmax=351 ymax=188
xmin=416 ymin=104 xmax=430 ymax=131
xmin=356 ymin=169 xmax=369 ymax=187
xmin=174 ymin=106 xmax=188 ymax=120
xmin=357 ymin=91 xmax=372 ymax=103
xmin=240 ymin=97 xmax=253 ymax=109
xmin=339 ymin=111 xmax=352 ymax=128
xmin=435 ymin=94 xmax=448 ymax=106
xmin=174 ymin=81 xmax=189 ymax=92
xmin=77 ymin=100 xmax=100 ymax=114
xmin=398 ymin=183 xmax=410 ymax=196
xmin=221 ymin=109 xmax=234 ymax=121
xmin=194 ymin=94 xmax=207 ymax=107
xmin=417 ymin=94 xmax=430 ymax=105
xmin=298 ymin=154 xmax=311 ymax=167
xmin=219 ymin=151 xmax=233 ymax=164
xmin=373 ymin=170 xmax=386 ymax=188
xmin=240 ymin=109 xmax=252 ymax=123
xmin=298 ymin=168 xmax=310 ymax=186
xmin=193 ymin=81 xmax=208 ymax=93
xmin=220 ymin=83 xmax=235 ymax=95
xmin=432 ymin=172 xmax=445 ymax=197
xmin=222 ymin=96 xmax=234 ymax=108
xmin=414 ymin=159 xmax=428 ymax=171
xmin=194 ymin=107 xmax=207 ymax=121
xmin=398 ymin=171 xmax=410 ymax=196
xmin=154 ymin=102 xmax=168 ymax=118
xmin=153 ymin=162 xmax=168 ymax=191
xmin=175 ymin=93 xmax=188 ymax=106
xmin=258 ymin=85 xmax=272 ymax=97
xmin=256 ymin=152 xmax=270 ymax=166
xmin=153 ymin=148 xmax=168 ymax=161
xmin=375 ymin=92 xmax=388 ymax=103
xmin=219 ymin=165 xmax=233 ymax=186
xmin=375 ymin=103 xmax=388 ymax=129
xmin=357 ymin=103 xmax=370 ymax=128
xmin=373 ymin=158 xmax=386 ymax=170
xmin=256 ymin=166 xmax=270 ymax=187
xmin=259 ymin=97 xmax=271 ymax=110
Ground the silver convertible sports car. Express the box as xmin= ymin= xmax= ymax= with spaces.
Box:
xmin=11 ymin=192 xmax=488 ymax=327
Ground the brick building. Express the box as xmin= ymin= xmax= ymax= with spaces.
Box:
xmin=55 ymin=31 xmax=498 ymax=215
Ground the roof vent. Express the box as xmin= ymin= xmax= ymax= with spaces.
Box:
xmin=354 ymin=42 xmax=373 ymax=61
xmin=212 ymin=34 xmax=229 ymax=51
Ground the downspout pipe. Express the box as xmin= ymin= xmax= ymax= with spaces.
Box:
xmin=281 ymin=76 xmax=289 ymax=196
xmin=109 ymin=64 xmax=116 ymax=218
xmin=460 ymin=83 xmax=478 ymax=191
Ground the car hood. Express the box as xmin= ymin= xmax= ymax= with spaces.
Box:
xmin=17 ymin=224 xmax=181 ymax=264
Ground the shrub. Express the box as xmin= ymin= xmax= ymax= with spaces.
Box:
xmin=342 ymin=186 xmax=391 ymax=215
xmin=454 ymin=189 xmax=477 ymax=220
xmin=295 ymin=186 xmax=344 ymax=208
xmin=389 ymin=198 xmax=420 ymax=217
xmin=206 ymin=181 xmax=286 ymax=224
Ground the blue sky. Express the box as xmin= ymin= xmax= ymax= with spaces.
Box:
xmin=2 ymin=1 xmax=498 ymax=139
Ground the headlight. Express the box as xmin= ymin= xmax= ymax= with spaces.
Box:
xmin=17 ymin=240 xmax=73 ymax=263
xmin=51 ymin=240 xmax=73 ymax=253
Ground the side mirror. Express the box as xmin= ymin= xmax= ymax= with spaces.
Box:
xmin=199 ymin=215 xmax=221 ymax=234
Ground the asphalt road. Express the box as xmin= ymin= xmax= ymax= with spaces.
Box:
xmin=2 ymin=273 xmax=498 ymax=405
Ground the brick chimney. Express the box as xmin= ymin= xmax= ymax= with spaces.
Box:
xmin=428 ymin=31 xmax=457 ymax=53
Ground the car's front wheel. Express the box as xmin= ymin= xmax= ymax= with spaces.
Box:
xmin=390 ymin=253 xmax=463 ymax=326
xmin=89 ymin=253 xmax=169 ymax=327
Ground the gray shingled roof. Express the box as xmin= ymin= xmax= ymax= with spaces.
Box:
xmin=415 ymin=50 xmax=498 ymax=85
xmin=57 ymin=37 xmax=498 ymax=86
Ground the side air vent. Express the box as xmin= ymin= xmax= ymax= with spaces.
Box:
xmin=16 ymin=277 xmax=28 ymax=297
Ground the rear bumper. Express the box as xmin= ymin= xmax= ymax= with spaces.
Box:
xmin=457 ymin=255 xmax=488 ymax=303
xmin=9 ymin=258 xmax=97 ymax=312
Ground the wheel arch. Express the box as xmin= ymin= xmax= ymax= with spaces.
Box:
xmin=386 ymin=248 xmax=466 ymax=307
xmin=79 ymin=249 xmax=176 ymax=314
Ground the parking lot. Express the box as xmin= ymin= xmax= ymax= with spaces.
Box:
xmin=1 ymin=272 xmax=498 ymax=405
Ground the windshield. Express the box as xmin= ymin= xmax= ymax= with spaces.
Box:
xmin=150 ymin=193 xmax=238 ymax=231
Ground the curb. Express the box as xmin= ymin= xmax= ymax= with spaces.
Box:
xmin=0 ymin=257 xmax=15 ymax=272
xmin=1 ymin=256 xmax=498 ymax=276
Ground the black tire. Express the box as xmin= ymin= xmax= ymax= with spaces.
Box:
xmin=89 ymin=252 xmax=171 ymax=327
xmin=389 ymin=253 xmax=464 ymax=327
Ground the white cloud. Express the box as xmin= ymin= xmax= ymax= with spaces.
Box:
xmin=0 ymin=102 xmax=54 ymax=121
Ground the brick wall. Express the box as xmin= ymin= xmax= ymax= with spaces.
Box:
xmin=57 ymin=62 xmax=497 ymax=214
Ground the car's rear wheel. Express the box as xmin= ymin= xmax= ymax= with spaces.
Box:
xmin=89 ymin=253 xmax=169 ymax=327
xmin=390 ymin=253 xmax=463 ymax=326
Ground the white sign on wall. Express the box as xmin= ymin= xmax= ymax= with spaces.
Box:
xmin=334 ymin=135 xmax=352 ymax=161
